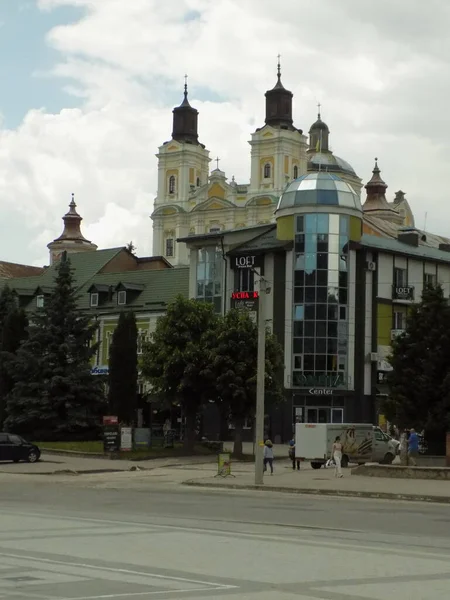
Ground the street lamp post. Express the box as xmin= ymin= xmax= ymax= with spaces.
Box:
xmin=254 ymin=275 xmax=267 ymax=485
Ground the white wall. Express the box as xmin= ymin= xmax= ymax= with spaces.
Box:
xmin=377 ymin=253 xmax=393 ymax=299
xmin=408 ymin=259 xmax=423 ymax=302
xmin=438 ymin=264 xmax=450 ymax=296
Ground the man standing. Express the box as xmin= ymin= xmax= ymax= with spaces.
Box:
xmin=408 ymin=428 xmax=419 ymax=466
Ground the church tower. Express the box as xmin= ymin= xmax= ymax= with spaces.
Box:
xmin=152 ymin=79 xmax=210 ymax=266
xmin=248 ymin=59 xmax=308 ymax=199
xmin=47 ymin=195 xmax=97 ymax=265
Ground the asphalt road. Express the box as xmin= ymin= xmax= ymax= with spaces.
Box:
xmin=1 ymin=476 xmax=450 ymax=599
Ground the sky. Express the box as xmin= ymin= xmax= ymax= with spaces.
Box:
xmin=1 ymin=0 xmax=450 ymax=266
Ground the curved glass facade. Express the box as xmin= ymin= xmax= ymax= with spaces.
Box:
xmin=292 ymin=213 xmax=349 ymax=389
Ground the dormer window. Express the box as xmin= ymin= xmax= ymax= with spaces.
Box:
xmin=168 ymin=175 xmax=176 ymax=194
xmin=117 ymin=290 xmax=127 ymax=306
xmin=90 ymin=293 xmax=99 ymax=307
xmin=36 ymin=295 xmax=44 ymax=308
xmin=263 ymin=163 xmax=271 ymax=178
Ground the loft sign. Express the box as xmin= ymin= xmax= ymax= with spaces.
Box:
xmin=232 ymin=255 xmax=262 ymax=269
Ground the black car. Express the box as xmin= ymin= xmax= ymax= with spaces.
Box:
xmin=0 ymin=433 xmax=40 ymax=463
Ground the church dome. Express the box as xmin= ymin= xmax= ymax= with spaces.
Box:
xmin=276 ymin=172 xmax=362 ymax=212
xmin=307 ymin=152 xmax=356 ymax=177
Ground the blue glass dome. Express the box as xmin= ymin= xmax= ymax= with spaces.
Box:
xmin=277 ymin=172 xmax=362 ymax=212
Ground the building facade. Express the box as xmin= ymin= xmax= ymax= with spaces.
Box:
xmin=151 ymin=64 xmax=367 ymax=266
xmin=179 ymin=165 xmax=450 ymax=442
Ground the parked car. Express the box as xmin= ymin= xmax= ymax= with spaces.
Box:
xmin=0 ymin=433 xmax=40 ymax=463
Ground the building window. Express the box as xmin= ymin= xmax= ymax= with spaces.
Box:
xmin=393 ymin=311 xmax=405 ymax=330
xmin=263 ymin=163 xmax=271 ymax=178
xmin=424 ymin=272 xmax=437 ymax=287
xmin=165 ymin=238 xmax=174 ymax=257
xmin=237 ymin=268 xmax=254 ymax=292
xmin=394 ymin=267 xmax=407 ymax=287
xmin=196 ymin=177 xmax=200 ymax=187
xmin=106 ymin=331 xmax=114 ymax=360
xmin=90 ymin=293 xmax=99 ymax=307
xmin=117 ymin=290 xmax=127 ymax=306
xmin=36 ymin=295 xmax=44 ymax=308
xmin=137 ymin=330 xmax=149 ymax=355
xmin=196 ymin=247 xmax=223 ymax=313
xmin=293 ymin=165 xmax=298 ymax=179
xmin=168 ymin=175 xmax=176 ymax=194
xmin=292 ymin=213 xmax=349 ymax=389
xmin=209 ymin=226 xmax=221 ymax=233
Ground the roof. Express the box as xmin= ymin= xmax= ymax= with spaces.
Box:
xmin=277 ymin=172 xmax=361 ymax=212
xmin=0 ymin=261 xmax=45 ymax=279
xmin=228 ymin=226 xmax=290 ymax=254
xmin=307 ymin=152 xmax=356 ymax=176
xmin=77 ymin=267 xmax=189 ymax=312
xmin=177 ymin=223 xmax=272 ymax=244
xmin=361 ymin=234 xmax=450 ymax=264
xmin=365 ymin=214 xmax=450 ymax=249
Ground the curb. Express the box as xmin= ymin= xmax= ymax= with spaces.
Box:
xmin=182 ymin=480 xmax=450 ymax=505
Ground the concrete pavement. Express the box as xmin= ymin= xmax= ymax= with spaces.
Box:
xmin=1 ymin=476 xmax=450 ymax=599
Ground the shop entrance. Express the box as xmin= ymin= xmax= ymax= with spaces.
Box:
xmin=294 ymin=406 xmax=344 ymax=424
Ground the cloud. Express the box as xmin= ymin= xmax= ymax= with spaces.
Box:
xmin=1 ymin=0 xmax=450 ymax=265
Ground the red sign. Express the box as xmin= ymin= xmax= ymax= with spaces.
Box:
xmin=231 ymin=291 xmax=259 ymax=300
xmin=103 ymin=415 xmax=118 ymax=425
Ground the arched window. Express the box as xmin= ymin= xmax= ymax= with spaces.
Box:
xmin=293 ymin=165 xmax=298 ymax=179
xmin=168 ymin=175 xmax=176 ymax=194
xmin=263 ymin=163 xmax=271 ymax=178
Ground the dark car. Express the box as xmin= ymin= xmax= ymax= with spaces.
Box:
xmin=0 ymin=433 xmax=40 ymax=463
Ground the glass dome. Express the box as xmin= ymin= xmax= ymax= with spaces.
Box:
xmin=277 ymin=172 xmax=362 ymax=212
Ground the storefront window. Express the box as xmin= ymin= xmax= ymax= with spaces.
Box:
xmin=196 ymin=247 xmax=223 ymax=313
xmin=292 ymin=213 xmax=349 ymax=389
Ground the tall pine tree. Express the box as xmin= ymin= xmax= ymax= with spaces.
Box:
xmin=5 ymin=254 xmax=106 ymax=439
xmin=108 ymin=311 xmax=138 ymax=424
xmin=383 ymin=284 xmax=450 ymax=452
xmin=0 ymin=286 xmax=28 ymax=428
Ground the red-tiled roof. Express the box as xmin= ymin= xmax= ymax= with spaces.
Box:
xmin=0 ymin=261 xmax=45 ymax=279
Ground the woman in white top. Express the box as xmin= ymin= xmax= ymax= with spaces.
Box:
xmin=332 ymin=436 xmax=343 ymax=478
xmin=263 ymin=440 xmax=274 ymax=475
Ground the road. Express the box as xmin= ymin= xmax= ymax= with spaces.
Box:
xmin=1 ymin=475 xmax=450 ymax=599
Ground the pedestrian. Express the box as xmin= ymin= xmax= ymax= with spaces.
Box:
xmin=408 ymin=428 xmax=419 ymax=466
xmin=288 ymin=439 xmax=300 ymax=471
xmin=332 ymin=436 xmax=343 ymax=478
xmin=263 ymin=439 xmax=274 ymax=475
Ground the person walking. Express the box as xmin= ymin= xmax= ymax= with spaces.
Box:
xmin=263 ymin=439 xmax=274 ymax=475
xmin=332 ymin=436 xmax=343 ymax=478
xmin=289 ymin=439 xmax=300 ymax=471
xmin=408 ymin=428 xmax=419 ymax=466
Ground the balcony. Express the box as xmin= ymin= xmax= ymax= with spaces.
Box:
xmin=392 ymin=285 xmax=414 ymax=302
xmin=391 ymin=329 xmax=405 ymax=341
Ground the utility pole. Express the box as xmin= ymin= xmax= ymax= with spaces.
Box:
xmin=254 ymin=275 xmax=267 ymax=485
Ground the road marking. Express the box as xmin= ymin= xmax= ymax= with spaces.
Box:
xmin=57 ymin=586 xmax=235 ymax=600
xmin=0 ymin=552 xmax=236 ymax=590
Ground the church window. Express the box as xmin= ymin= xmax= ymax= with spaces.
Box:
xmin=196 ymin=177 xmax=200 ymax=187
xmin=168 ymin=175 xmax=176 ymax=194
xmin=263 ymin=163 xmax=271 ymax=178
xmin=293 ymin=165 xmax=298 ymax=179
xmin=165 ymin=238 xmax=174 ymax=257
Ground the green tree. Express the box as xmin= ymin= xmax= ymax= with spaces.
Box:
xmin=211 ymin=309 xmax=284 ymax=457
xmin=108 ymin=311 xmax=138 ymax=424
xmin=383 ymin=284 xmax=450 ymax=452
xmin=0 ymin=286 xmax=28 ymax=428
xmin=141 ymin=295 xmax=217 ymax=451
xmin=5 ymin=254 xmax=105 ymax=439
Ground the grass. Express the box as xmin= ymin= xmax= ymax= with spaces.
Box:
xmin=35 ymin=440 xmax=218 ymax=460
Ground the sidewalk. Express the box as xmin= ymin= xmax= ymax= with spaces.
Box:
xmin=182 ymin=459 xmax=450 ymax=503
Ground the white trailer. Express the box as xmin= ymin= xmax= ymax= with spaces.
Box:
xmin=295 ymin=423 xmax=397 ymax=469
